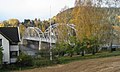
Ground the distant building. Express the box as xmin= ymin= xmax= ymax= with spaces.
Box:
xmin=0 ymin=27 xmax=20 ymax=64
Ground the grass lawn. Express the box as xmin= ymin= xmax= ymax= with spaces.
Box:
xmin=58 ymin=51 xmax=120 ymax=64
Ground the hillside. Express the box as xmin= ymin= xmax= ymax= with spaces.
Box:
xmin=55 ymin=7 xmax=120 ymax=25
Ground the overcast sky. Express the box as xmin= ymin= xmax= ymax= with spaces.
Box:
xmin=0 ymin=0 xmax=75 ymax=22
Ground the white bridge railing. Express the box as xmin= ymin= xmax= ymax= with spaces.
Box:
xmin=22 ymin=24 xmax=76 ymax=45
xmin=23 ymin=36 xmax=56 ymax=43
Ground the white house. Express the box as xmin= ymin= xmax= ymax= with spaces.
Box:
xmin=0 ymin=27 xmax=20 ymax=64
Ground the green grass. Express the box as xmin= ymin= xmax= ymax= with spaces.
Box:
xmin=58 ymin=51 xmax=120 ymax=64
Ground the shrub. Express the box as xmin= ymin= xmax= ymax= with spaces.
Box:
xmin=33 ymin=59 xmax=59 ymax=67
xmin=33 ymin=60 xmax=52 ymax=67
xmin=38 ymin=49 xmax=50 ymax=59
xmin=16 ymin=52 xmax=33 ymax=67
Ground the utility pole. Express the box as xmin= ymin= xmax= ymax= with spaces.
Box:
xmin=50 ymin=0 xmax=52 ymax=61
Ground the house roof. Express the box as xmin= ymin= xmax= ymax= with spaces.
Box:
xmin=0 ymin=27 xmax=20 ymax=42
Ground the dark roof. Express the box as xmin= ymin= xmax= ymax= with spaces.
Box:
xmin=0 ymin=27 xmax=20 ymax=42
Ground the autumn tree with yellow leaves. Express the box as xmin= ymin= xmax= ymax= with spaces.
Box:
xmin=72 ymin=0 xmax=116 ymax=54
xmin=19 ymin=23 xmax=26 ymax=37
xmin=7 ymin=19 xmax=19 ymax=27
xmin=55 ymin=0 xmax=120 ymax=55
xmin=2 ymin=19 xmax=19 ymax=27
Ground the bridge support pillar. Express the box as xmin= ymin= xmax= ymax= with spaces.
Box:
xmin=39 ymin=41 xmax=41 ymax=50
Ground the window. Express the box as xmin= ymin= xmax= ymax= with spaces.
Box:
xmin=0 ymin=39 xmax=2 ymax=47
xmin=10 ymin=51 xmax=18 ymax=58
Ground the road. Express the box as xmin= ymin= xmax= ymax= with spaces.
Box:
xmin=15 ymin=56 xmax=120 ymax=72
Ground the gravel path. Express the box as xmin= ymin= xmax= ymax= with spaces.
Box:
xmin=15 ymin=56 xmax=120 ymax=72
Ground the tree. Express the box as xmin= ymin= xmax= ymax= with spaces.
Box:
xmin=56 ymin=6 xmax=72 ymax=24
xmin=55 ymin=36 xmax=78 ymax=57
xmin=7 ymin=19 xmax=19 ymax=27
xmin=72 ymin=0 xmax=115 ymax=54
xmin=56 ymin=24 xmax=70 ymax=42
xmin=24 ymin=19 xmax=31 ymax=27
xmin=34 ymin=18 xmax=42 ymax=28
xmin=2 ymin=19 xmax=19 ymax=27
xmin=88 ymin=36 xmax=98 ymax=55
xmin=42 ymin=20 xmax=49 ymax=30
xmin=17 ymin=52 xmax=33 ymax=67
xmin=74 ymin=0 xmax=81 ymax=7
xmin=19 ymin=24 xmax=26 ymax=37
xmin=3 ymin=20 xmax=10 ymax=27
xmin=80 ymin=37 xmax=89 ymax=56
xmin=74 ymin=40 xmax=81 ymax=55
xmin=55 ymin=0 xmax=120 ymax=55
xmin=66 ymin=36 xmax=77 ymax=57
xmin=54 ymin=41 xmax=67 ymax=56
xmin=0 ymin=23 xmax=4 ymax=27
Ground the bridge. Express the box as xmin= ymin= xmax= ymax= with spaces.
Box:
xmin=22 ymin=23 xmax=76 ymax=50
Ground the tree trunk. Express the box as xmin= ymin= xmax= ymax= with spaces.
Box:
xmin=81 ymin=50 xmax=84 ymax=56
xmin=70 ymin=53 xmax=73 ymax=57
xmin=61 ymin=51 xmax=64 ymax=56
xmin=92 ymin=48 xmax=95 ymax=55
xmin=110 ymin=42 xmax=113 ymax=52
xmin=77 ymin=52 xmax=80 ymax=55
xmin=95 ymin=46 xmax=98 ymax=53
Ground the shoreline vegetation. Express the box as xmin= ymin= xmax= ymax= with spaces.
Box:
xmin=1 ymin=51 xmax=120 ymax=72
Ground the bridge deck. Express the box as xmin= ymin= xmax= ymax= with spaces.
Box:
xmin=23 ymin=37 xmax=56 ymax=43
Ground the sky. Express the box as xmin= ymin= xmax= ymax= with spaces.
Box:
xmin=0 ymin=0 xmax=75 ymax=22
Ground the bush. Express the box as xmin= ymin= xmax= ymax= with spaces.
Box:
xmin=16 ymin=52 xmax=33 ymax=67
xmin=5 ymin=64 xmax=18 ymax=71
xmin=33 ymin=60 xmax=52 ymax=67
xmin=33 ymin=59 xmax=59 ymax=67
xmin=38 ymin=49 xmax=50 ymax=59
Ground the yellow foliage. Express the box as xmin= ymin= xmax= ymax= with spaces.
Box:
xmin=19 ymin=24 xmax=26 ymax=37
xmin=8 ymin=19 xmax=19 ymax=27
xmin=0 ymin=23 xmax=4 ymax=27
xmin=71 ymin=6 xmax=112 ymax=43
